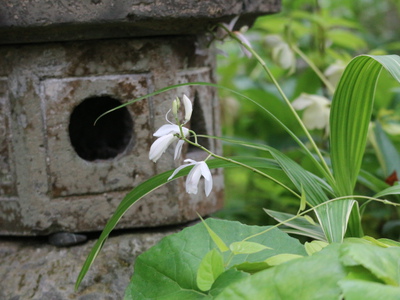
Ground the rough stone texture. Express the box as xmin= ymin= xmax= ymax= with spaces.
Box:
xmin=0 ymin=36 xmax=224 ymax=235
xmin=0 ymin=0 xmax=281 ymax=44
xmin=0 ymin=226 xmax=181 ymax=299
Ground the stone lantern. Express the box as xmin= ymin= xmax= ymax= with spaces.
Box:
xmin=0 ymin=1 xmax=280 ymax=298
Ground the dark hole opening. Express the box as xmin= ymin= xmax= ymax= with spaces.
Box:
xmin=68 ymin=96 xmax=134 ymax=161
xmin=189 ymin=91 xmax=210 ymax=150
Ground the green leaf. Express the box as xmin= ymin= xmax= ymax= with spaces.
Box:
xmin=329 ymin=54 xmax=400 ymax=241
xmin=339 ymin=280 xmax=400 ymax=300
xmin=330 ymin=55 xmax=400 ymax=196
xmin=304 ymin=240 xmax=329 ymax=256
xmin=327 ymin=29 xmax=367 ymax=50
xmin=264 ymin=253 xmax=303 ymax=266
xmin=197 ymin=249 xmax=225 ymax=292
xmin=371 ymin=122 xmax=400 ymax=177
xmin=229 ymin=241 xmax=271 ymax=255
xmin=198 ymin=214 xmax=229 ymax=253
xmin=377 ymin=238 xmax=400 ymax=247
xmin=125 ymin=219 xmax=306 ymax=299
xmin=208 ymin=269 xmax=250 ymax=298
xmin=345 ymin=201 xmax=364 ymax=238
xmin=358 ymin=168 xmax=390 ymax=193
xmin=299 ymin=185 xmax=307 ymax=212
xmin=264 ymin=209 xmax=326 ymax=241
xmin=215 ymin=244 xmax=346 ymax=300
xmin=340 ymin=242 xmax=400 ymax=286
xmin=374 ymin=184 xmax=400 ymax=199
xmin=231 ymin=253 xmax=304 ymax=273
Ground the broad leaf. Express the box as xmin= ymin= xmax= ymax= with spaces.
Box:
xmin=232 ymin=253 xmax=303 ymax=274
xmin=215 ymin=244 xmax=346 ymax=300
xmin=198 ymin=214 xmax=229 ymax=252
xmin=340 ymin=242 xmax=400 ymax=286
xmin=125 ymin=218 xmax=306 ymax=299
xmin=339 ymin=280 xmax=400 ymax=300
xmin=197 ymin=249 xmax=225 ymax=292
xmin=304 ymin=240 xmax=329 ymax=256
xmin=229 ymin=241 xmax=271 ymax=255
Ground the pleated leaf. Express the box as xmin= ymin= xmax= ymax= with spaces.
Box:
xmin=330 ymin=55 xmax=400 ymax=196
xmin=329 ymin=54 xmax=400 ymax=240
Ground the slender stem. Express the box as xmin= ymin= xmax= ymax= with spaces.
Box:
xmin=220 ymin=24 xmax=335 ymax=186
xmin=291 ymin=44 xmax=335 ymax=94
xmin=183 ymin=137 xmax=301 ymax=198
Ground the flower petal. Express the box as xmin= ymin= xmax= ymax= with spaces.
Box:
xmin=168 ymin=161 xmax=195 ymax=181
xmin=199 ymin=162 xmax=213 ymax=196
xmin=174 ymin=139 xmax=185 ymax=160
xmin=182 ymin=94 xmax=193 ymax=122
xmin=149 ymin=134 xmax=177 ymax=162
xmin=186 ymin=163 xmax=203 ymax=194
xmin=292 ymin=94 xmax=315 ymax=110
xmin=302 ymin=104 xmax=329 ymax=130
xmin=153 ymin=124 xmax=181 ymax=137
xmin=227 ymin=15 xmax=239 ymax=31
xmin=234 ymin=32 xmax=252 ymax=58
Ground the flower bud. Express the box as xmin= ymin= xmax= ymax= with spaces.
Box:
xmin=182 ymin=94 xmax=193 ymax=122
xmin=172 ymin=97 xmax=180 ymax=119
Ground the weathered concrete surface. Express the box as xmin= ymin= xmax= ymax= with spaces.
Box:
xmin=0 ymin=226 xmax=180 ymax=299
xmin=0 ymin=0 xmax=281 ymax=44
xmin=0 ymin=36 xmax=223 ymax=235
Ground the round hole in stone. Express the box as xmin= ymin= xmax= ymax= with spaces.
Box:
xmin=68 ymin=96 xmax=134 ymax=161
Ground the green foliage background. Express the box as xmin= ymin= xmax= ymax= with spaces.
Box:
xmin=214 ymin=0 xmax=400 ymax=239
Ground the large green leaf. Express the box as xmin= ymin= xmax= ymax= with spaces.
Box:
xmin=124 ymin=218 xmax=306 ymax=299
xmin=339 ymin=280 xmax=400 ymax=300
xmin=215 ymin=244 xmax=346 ymax=300
xmin=329 ymin=54 xmax=400 ymax=241
xmin=215 ymin=240 xmax=400 ymax=300
xmin=340 ymin=241 xmax=400 ymax=286
xmin=330 ymin=55 xmax=400 ymax=196
xmin=75 ymin=157 xmax=283 ymax=289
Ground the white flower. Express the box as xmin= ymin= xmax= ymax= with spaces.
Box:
xmin=149 ymin=124 xmax=189 ymax=162
xmin=324 ymin=61 xmax=346 ymax=89
xmin=216 ymin=16 xmax=253 ymax=58
xmin=233 ymin=30 xmax=252 ymax=58
xmin=292 ymin=93 xmax=331 ymax=134
xmin=168 ymin=159 xmax=213 ymax=196
xmin=265 ymin=34 xmax=296 ymax=71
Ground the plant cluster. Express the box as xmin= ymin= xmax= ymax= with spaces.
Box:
xmin=75 ymin=4 xmax=400 ymax=299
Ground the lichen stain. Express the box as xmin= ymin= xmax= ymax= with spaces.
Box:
xmin=115 ymin=80 xmax=137 ymax=99
xmin=51 ymin=182 xmax=69 ymax=197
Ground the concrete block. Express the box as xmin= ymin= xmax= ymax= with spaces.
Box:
xmin=0 ymin=36 xmax=223 ymax=235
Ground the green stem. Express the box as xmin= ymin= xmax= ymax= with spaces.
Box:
xmin=184 ymin=137 xmax=301 ymax=198
xmin=221 ymin=25 xmax=335 ymax=186
xmin=291 ymin=44 xmax=335 ymax=94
